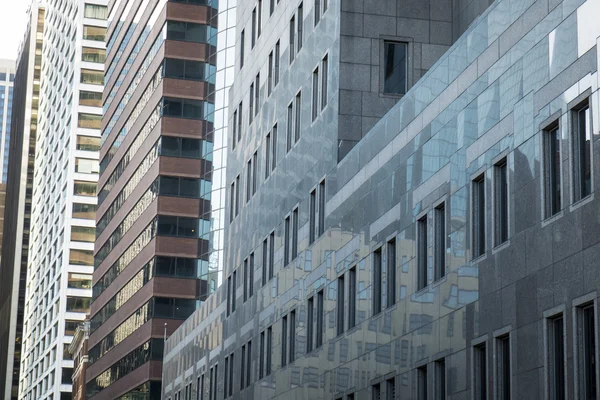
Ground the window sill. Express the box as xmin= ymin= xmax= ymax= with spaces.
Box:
xmin=541 ymin=210 xmax=564 ymax=228
xmin=471 ymin=252 xmax=487 ymax=264
xmin=492 ymin=240 xmax=510 ymax=255
xmin=570 ymin=192 xmax=594 ymax=212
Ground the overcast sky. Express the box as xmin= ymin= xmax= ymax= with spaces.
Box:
xmin=0 ymin=0 xmax=30 ymax=61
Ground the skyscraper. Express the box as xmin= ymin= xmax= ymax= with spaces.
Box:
xmin=0 ymin=4 xmax=45 ymax=399
xmin=13 ymin=0 xmax=107 ymax=399
xmin=86 ymin=0 xmax=220 ymax=398
xmin=0 ymin=59 xmax=16 ymax=183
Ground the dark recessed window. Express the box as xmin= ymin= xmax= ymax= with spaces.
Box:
xmin=548 ymin=315 xmax=565 ymax=400
xmin=494 ymin=159 xmax=509 ymax=245
xmin=572 ymin=102 xmax=592 ymax=201
xmin=472 ymin=175 xmax=486 ymax=258
xmin=383 ymin=41 xmax=408 ymax=95
xmin=544 ymin=124 xmax=561 ymax=217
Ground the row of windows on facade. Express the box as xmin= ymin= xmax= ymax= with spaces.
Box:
xmin=226 ymin=180 xmax=325 ymax=316
xmin=240 ymin=0 xmax=328 ymax=70
xmin=232 ymin=34 xmax=329 ymax=153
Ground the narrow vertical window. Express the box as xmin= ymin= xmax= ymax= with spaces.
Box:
xmin=249 ymin=253 xmax=254 ymax=297
xmin=494 ymin=159 xmax=508 ymax=245
xmin=295 ymin=91 xmax=302 ymax=142
xmin=199 ymin=374 xmax=204 ymax=400
xmin=496 ymin=335 xmax=511 ymax=400
xmin=348 ymin=267 xmax=356 ymax=328
xmin=314 ymin=0 xmax=321 ymax=25
xmin=209 ymin=367 xmax=214 ymax=400
xmin=548 ymin=315 xmax=565 ymax=400
xmin=213 ymin=365 xmax=218 ymax=400
xmin=223 ymin=357 xmax=228 ymax=398
xmin=268 ymin=51 xmax=273 ymax=96
xmin=226 ymin=275 xmax=232 ymax=315
xmin=257 ymin=0 xmax=262 ymax=37
xmin=289 ymin=310 xmax=296 ymax=362
xmin=237 ymin=102 xmax=243 ymax=141
xmin=386 ymin=378 xmax=396 ymax=400
xmin=231 ymin=270 xmax=236 ymax=312
xmin=284 ymin=215 xmax=291 ymax=265
xmin=573 ymin=103 xmax=592 ymax=201
xmin=337 ymin=275 xmax=345 ymax=335
xmin=297 ymin=3 xmax=303 ymax=51
xmin=387 ymin=238 xmax=396 ymax=307
xmin=259 ymin=331 xmax=265 ymax=378
xmin=255 ymin=74 xmax=260 ymax=117
xmin=417 ymin=216 xmax=428 ymax=290
xmin=312 ymin=67 xmax=319 ymax=121
xmin=318 ymin=179 xmax=325 ymax=236
xmin=292 ymin=207 xmax=299 ymax=260
xmin=287 ymin=102 xmax=293 ymax=152
xmin=323 ymin=0 xmax=327 ymax=12
xmin=544 ymin=124 xmax=561 ymax=217
xmin=577 ymin=303 xmax=597 ymax=399
xmin=474 ymin=343 xmax=487 ymax=400
xmin=434 ymin=203 xmax=446 ymax=281
xmin=252 ymin=151 xmax=258 ymax=194
xmin=235 ymin=175 xmax=240 ymax=216
xmin=269 ymin=231 xmax=275 ymax=280
xmin=265 ymin=133 xmax=271 ymax=179
xmin=229 ymin=182 xmax=235 ymax=222
xmin=373 ymin=248 xmax=382 ymax=315
xmin=321 ymin=55 xmax=328 ymax=109
xmin=270 ymin=0 xmax=274 ymax=15
xmin=243 ymin=258 xmax=248 ymax=302
xmin=228 ymin=354 xmax=234 ymax=397
xmin=266 ymin=326 xmax=273 ymax=375
xmin=417 ymin=366 xmax=428 ymax=400
xmin=249 ymin=83 xmax=254 ymax=123
xmin=240 ymin=344 xmax=246 ymax=389
xmin=472 ymin=175 xmax=485 ymax=258
xmin=262 ymin=238 xmax=268 ymax=285
xmin=309 ymin=189 xmax=316 ymax=244
xmin=316 ymin=289 xmax=324 ymax=347
xmin=232 ymin=110 xmax=238 ymax=150
xmin=383 ymin=41 xmax=408 ymax=94
xmin=240 ymin=30 xmax=245 ymax=69
xmin=289 ymin=16 xmax=295 ymax=63
xmin=436 ymin=358 xmax=446 ymax=400
xmin=251 ymin=7 xmax=257 ymax=47
xmin=246 ymin=341 xmax=252 ymax=385
xmin=272 ymin=123 xmax=278 ymax=170
xmin=281 ymin=315 xmax=288 ymax=366
xmin=246 ymin=159 xmax=252 ymax=202
xmin=274 ymin=40 xmax=280 ymax=85
xmin=307 ymin=296 xmax=314 ymax=352
xmin=372 ymin=383 xmax=381 ymax=400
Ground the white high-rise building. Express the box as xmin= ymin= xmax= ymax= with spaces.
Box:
xmin=17 ymin=0 xmax=107 ymax=399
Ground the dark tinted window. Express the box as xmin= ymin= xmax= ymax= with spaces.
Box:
xmin=383 ymin=41 xmax=407 ymax=94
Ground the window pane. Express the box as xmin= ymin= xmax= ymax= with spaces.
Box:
xmin=81 ymin=69 xmax=103 ymax=85
xmin=71 ymin=226 xmax=96 ymax=242
xmin=83 ymin=25 xmax=106 ymax=41
xmin=78 ymin=113 xmax=102 ymax=129
xmin=181 ymin=138 xmax=201 ymax=158
xmin=73 ymin=181 xmax=96 ymax=196
xmin=183 ymin=99 xmax=203 ymax=118
xmin=69 ymin=249 xmax=94 ymax=266
xmin=79 ymin=91 xmax=102 ymax=107
xmin=179 ymin=178 xmax=200 ymax=197
xmin=76 ymin=135 xmax=100 ymax=151
xmin=75 ymin=158 xmax=99 ymax=173
xmin=383 ymin=42 xmax=407 ymax=94
xmin=159 ymin=176 xmax=180 ymax=196
xmin=161 ymin=136 xmax=180 ymax=157
xmin=157 ymin=216 xmax=178 ymax=236
xmin=163 ymin=98 xmax=183 ymax=117
xmin=164 ymin=58 xmax=185 ymax=79
xmin=82 ymin=47 xmax=106 ymax=63
xmin=84 ymin=4 xmax=108 ymax=19
xmin=72 ymin=203 xmax=97 ymax=219
xmin=68 ymin=273 xmax=92 ymax=289
xmin=66 ymin=297 xmax=91 ymax=312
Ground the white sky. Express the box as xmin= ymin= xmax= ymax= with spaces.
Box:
xmin=0 ymin=0 xmax=30 ymax=60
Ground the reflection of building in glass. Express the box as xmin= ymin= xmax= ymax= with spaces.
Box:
xmin=158 ymin=0 xmax=600 ymax=398
xmin=87 ymin=0 xmax=223 ymax=398
xmin=0 ymin=59 xmax=15 ymax=183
